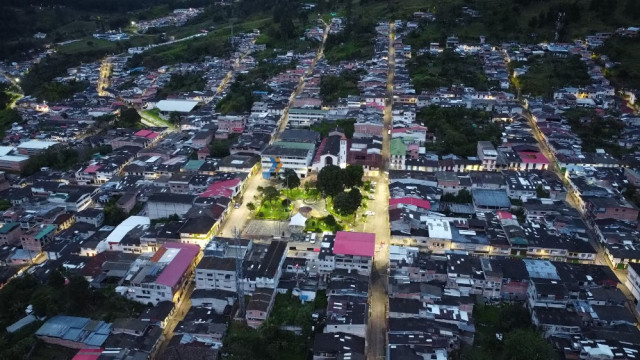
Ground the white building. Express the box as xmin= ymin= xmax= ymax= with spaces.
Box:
xmin=287 ymin=108 xmax=328 ymax=127
xmin=124 ymin=242 xmax=200 ymax=306
xmin=261 ymin=142 xmax=315 ymax=179
xmin=318 ymin=232 xmax=375 ymax=276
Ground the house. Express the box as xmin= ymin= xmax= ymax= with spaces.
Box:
xmin=312 ymin=332 xmax=365 ymax=360
xmin=246 ymin=287 xmax=276 ymax=328
xmin=584 ymin=196 xmax=639 ymax=222
xmin=190 ymin=289 xmax=236 ymax=313
xmin=21 ymin=224 xmax=57 ymax=252
xmin=35 ymin=316 xmax=111 ymax=349
xmin=0 ymin=222 xmax=21 ymax=246
xmin=138 ymin=301 xmax=175 ymax=328
xmin=146 ymin=193 xmax=196 ymax=220
xmin=626 ymin=263 xmax=640 ymax=306
xmin=311 ymin=133 xmax=348 ymax=171
xmin=76 ymin=209 xmax=105 ymax=228
xmin=318 ymin=231 xmax=375 ymax=275
xmin=124 ymin=242 xmax=201 ymax=305
xmin=471 ymin=189 xmax=511 ymax=211
xmin=287 ymin=108 xmax=328 ymax=127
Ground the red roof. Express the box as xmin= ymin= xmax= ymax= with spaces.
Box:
xmin=155 ymin=243 xmax=200 ymax=289
xmin=83 ymin=164 xmax=102 ymax=173
xmin=389 ymin=197 xmax=431 ymax=210
xmin=333 ymin=231 xmax=375 ymax=257
xmin=199 ymin=178 xmax=242 ymax=198
xmin=135 ymin=129 xmax=152 ymax=137
xmin=72 ymin=349 xmax=103 ymax=360
xmin=497 ymin=210 xmax=515 ymax=220
xmin=517 ymin=151 xmax=550 ymax=164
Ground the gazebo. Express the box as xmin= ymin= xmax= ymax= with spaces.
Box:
xmin=288 ymin=212 xmax=307 ymax=233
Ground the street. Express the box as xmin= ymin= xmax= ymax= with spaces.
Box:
xmin=219 ymin=22 xmax=332 ymax=239
xmin=152 ymin=280 xmax=195 ymax=359
xmin=518 ymin=68 xmax=640 ymax=326
xmin=365 ymin=21 xmax=395 ymax=360
xmin=218 ymin=173 xmax=268 ymax=237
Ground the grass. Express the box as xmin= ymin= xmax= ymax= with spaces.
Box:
xmin=282 ymin=188 xmax=320 ymax=201
xmin=140 ymin=109 xmax=172 ymax=127
xmin=256 ymin=200 xmax=291 ymax=220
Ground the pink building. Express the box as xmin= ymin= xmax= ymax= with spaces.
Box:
xmin=246 ymin=287 xmax=276 ymax=328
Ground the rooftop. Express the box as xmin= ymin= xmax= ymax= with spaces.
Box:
xmin=334 ymin=231 xmax=375 ymax=257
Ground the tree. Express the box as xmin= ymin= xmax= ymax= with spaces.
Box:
xmin=503 ymin=329 xmax=556 ymax=360
xmin=104 ymin=199 xmax=128 ymax=226
xmin=536 ymin=184 xmax=550 ymax=198
xmin=0 ymin=199 xmax=11 ymax=211
xmin=47 ymin=269 xmax=65 ymax=289
xmin=333 ymin=188 xmax=362 ymax=215
xmin=281 ymin=168 xmax=300 ymax=189
xmin=456 ymin=189 xmax=472 ymax=203
xmin=263 ymin=186 xmax=280 ymax=204
xmin=169 ymin=111 xmax=181 ymax=125
xmin=118 ymin=107 xmax=141 ymax=127
xmin=65 ymin=275 xmax=90 ymax=312
xmin=343 ymin=165 xmax=364 ymax=188
xmin=317 ymin=165 xmax=344 ymax=197
xmin=247 ymin=202 xmax=256 ymax=211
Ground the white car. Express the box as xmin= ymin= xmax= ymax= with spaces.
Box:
xmin=365 ymin=210 xmax=375 ymax=216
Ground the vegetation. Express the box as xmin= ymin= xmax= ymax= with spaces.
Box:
xmin=0 ymin=273 xmax=145 ymax=359
xmin=311 ymin=118 xmax=356 ymax=138
xmin=21 ymin=144 xmax=112 ymax=176
xmin=402 ymin=0 xmax=640 ymax=47
xmin=599 ymin=35 xmax=640 ymax=89
xmin=156 ymin=72 xmax=206 ymax=98
xmin=0 ymin=84 xmax=22 ymax=138
xmin=563 ymin=108 xmax=627 ymax=157
xmin=209 ymin=134 xmax=239 ymax=158
xmin=510 ymin=55 xmax=591 ymax=98
xmin=324 ymin=8 xmax=375 ymax=63
xmin=280 ymin=169 xmax=301 ymax=189
xmin=127 ymin=32 xmax=231 ymax=69
xmin=417 ymin=106 xmax=501 ymax=156
xmin=333 ymin=187 xmax=363 ymax=215
xmin=316 ymin=165 xmax=364 ymax=216
xmin=320 ymin=70 xmax=366 ymax=104
xmin=407 ymin=50 xmax=490 ymax=92
xmin=256 ymin=186 xmax=291 ymax=220
xmin=118 ymin=107 xmax=142 ymax=128
xmin=216 ymin=60 xmax=296 ymax=114
xmin=461 ymin=304 xmax=556 ymax=360
xmin=305 ymin=214 xmax=343 ymax=233
xmin=256 ymin=0 xmax=311 ymax=52
xmin=103 ymin=197 xmax=129 ymax=226
xmin=441 ymin=189 xmax=473 ymax=204
xmin=34 ymin=80 xmax=89 ymax=103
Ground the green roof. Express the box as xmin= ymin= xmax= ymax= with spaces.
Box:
xmin=390 ymin=138 xmax=406 ymax=156
xmin=183 ymin=160 xmax=204 ymax=171
xmin=0 ymin=222 xmax=19 ymax=234
xmin=35 ymin=225 xmax=56 ymax=240
xmin=273 ymin=141 xmax=316 ymax=150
